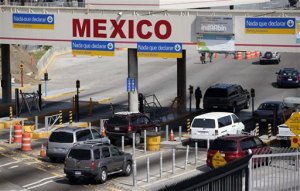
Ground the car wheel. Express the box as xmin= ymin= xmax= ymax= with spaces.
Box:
xmin=95 ymin=167 xmax=108 ymax=183
xmin=135 ymin=132 xmax=141 ymax=145
xmin=67 ymin=175 xmax=77 ymax=184
xmin=123 ymin=161 xmax=132 ymax=176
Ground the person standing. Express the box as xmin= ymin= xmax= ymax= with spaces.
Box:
xmin=200 ymin=53 xmax=206 ymax=64
xmin=195 ymin=86 xmax=202 ymax=110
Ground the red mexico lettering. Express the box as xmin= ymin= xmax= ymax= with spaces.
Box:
xmin=72 ymin=19 xmax=172 ymax=40
xmin=73 ymin=19 xmax=90 ymax=37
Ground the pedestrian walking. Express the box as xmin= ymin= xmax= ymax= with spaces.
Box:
xmin=209 ymin=52 xmax=213 ymax=62
xmin=200 ymin=53 xmax=206 ymax=64
xmin=195 ymin=86 xmax=202 ymax=110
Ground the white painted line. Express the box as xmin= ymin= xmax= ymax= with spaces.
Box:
xmin=8 ymin=165 xmax=19 ymax=169
xmin=23 ymin=176 xmax=57 ymax=188
xmin=26 ymin=180 xmax=54 ymax=190
xmin=0 ymin=160 xmax=21 ymax=167
xmin=25 ymin=161 xmax=40 ymax=165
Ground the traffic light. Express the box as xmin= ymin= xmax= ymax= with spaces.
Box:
xmin=76 ymin=80 xmax=80 ymax=89
xmin=250 ymin=88 xmax=255 ymax=98
xmin=189 ymin=85 xmax=194 ymax=94
xmin=44 ymin=72 xmax=48 ymax=81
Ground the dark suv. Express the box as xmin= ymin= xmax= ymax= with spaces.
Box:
xmin=276 ymin=68 xmax=300 ymax=88
xmin=105 ymin=112 xmax=160 ymax=145
xmin=203 ymin=83 xmax=250 ymax=113
xmin=64 ymin=142 xmax=132 ymax=183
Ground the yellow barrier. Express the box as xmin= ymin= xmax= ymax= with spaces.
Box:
xmin=3 ymin=120 xmax=22 ymax=128
xmin=147 ymin=133 xmax=161 ymax=151
xmin=0 ymin=123 xmax=4 ymax=129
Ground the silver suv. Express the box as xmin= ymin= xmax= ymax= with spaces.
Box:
xmin=46 ymin=127 xmax=110 ymax=162
xmin=64 ymin=142 xmax=132 ymax=183
xmin=259 ymin=51 xmax=281 ymax=64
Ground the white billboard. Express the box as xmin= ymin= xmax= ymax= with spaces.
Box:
xmin=85 ymin=0 xmax=270 ymax=10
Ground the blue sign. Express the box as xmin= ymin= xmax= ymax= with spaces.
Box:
xmin=13 ymin=13 xmax=54 ymax=29
xmin=127 ymin=78 xmax=135 ymax=92
xmin=72 ymin=40 xmax=115 ymax=56
xmin=137 ymin=42 xmax=182 ymax=58
xmin=245 ymin=17 xmax=295 ymax=34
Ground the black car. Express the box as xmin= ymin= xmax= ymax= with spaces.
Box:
xmin=105 ymin=112 xmax=160 ymax=145
xmin=276 ymin=68 xmax=300 ymax=88
xmin=253 ymin=101 xmax=294 ymax=125
xmin=203 ymin=83 xmax=250 ymax=113
xmin=64 ymin=142 xmax=132 ymax=184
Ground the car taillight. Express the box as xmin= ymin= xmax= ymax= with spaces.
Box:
xmin=91 ymin=160 xmax=96 ymax=170
xmin=297 ymin=75 xmax=300 ymax=81
xmin=128 ymin=124 xmax=132 ymax=132
xmin=215 ymin=129 xmax=218 ymax=135
xmin=226 ymin=152 xmax=244 ymax=161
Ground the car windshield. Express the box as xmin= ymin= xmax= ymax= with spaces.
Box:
xmin=49 ymin=132 xmax=73 ymax=143
xmin=204 ymin=89 xmax=227 ymax=97
xmin=68 ymin=149 xmax=91 ymax=160
xmin=210 ymin=139 xmax=237 ymax=151
xmin=108 ymin=116 xmax=129 ymax=125
xmin=258 ymin=103 xmax=279 ymax=110
xmin=192 ymin=118 xmax=215 ymax=128
xmin=264 ymin=52 xmax=273 ymax=58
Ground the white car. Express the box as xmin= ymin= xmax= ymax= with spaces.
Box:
xmin=259 ymin=51 xmax=281 ymax=64
xmin=190 ymin=112 xmax=245 ymax=141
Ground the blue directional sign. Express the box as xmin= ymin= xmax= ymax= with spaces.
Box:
xmin=137 ymin=42 xmax=182 ymax=58
xmin=127 ymin=78 xmax=135 ymax=92
xmin=72 ymin=40 xmax=115 ymax=56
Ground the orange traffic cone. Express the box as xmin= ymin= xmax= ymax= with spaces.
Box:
xmin=40 ymin=144 xmax=46 ymax=157
xmin=169 ymin=129 xmax=174 ymax=141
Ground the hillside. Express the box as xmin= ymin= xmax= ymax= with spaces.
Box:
xmin=1 ymin=45 xmax=40 ymax=85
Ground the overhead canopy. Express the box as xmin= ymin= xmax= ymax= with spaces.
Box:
xmin=85 ymin=0 xmax=270 ymax=10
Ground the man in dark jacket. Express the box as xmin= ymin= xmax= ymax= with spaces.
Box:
xmin=195 ymin=86 xmax=202 ymax=110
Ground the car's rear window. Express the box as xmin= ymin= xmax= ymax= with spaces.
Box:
xmin=258 ymin=103 xmax=279 ymax=110
xmin=210 ymin=140 xmax=237 ymax=151
xmin=204 ymin=88 xmax=228 ymax=97
xmin=108 ymin=116 xmax=129 ymax=125
xmin=68 ymin=149 xmax=91 ymax=160
xmin=192 ymin=118 xmax=215 ymax=128
xmin=49 ymin=132 xmax=73 ymax=143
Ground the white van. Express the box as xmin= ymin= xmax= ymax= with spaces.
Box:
xmin=190 ymin=112 xmax=245 ymax=141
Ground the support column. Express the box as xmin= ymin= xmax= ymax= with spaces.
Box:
xmin=1 ymin=44 xmax=12 ymax=103
xmin=177 ymin=49 xmax=186 ymax=114
xmin=128 ymin=48 xmax=139 ymax=112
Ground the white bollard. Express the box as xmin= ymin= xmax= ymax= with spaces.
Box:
xmin=179 ymin=126 xmax=182 ymax=142
xmin=166 ymin=125 xmax=169 ymax=141
xmin=122 ymin=136 xmax=124 ymax=152
xmin=132 ymin=133 xmax=135 ymax=157
xmin=147 ymin=157 xmax=150 ymax=183
xmin=195 ymin=142 xmax=198 ymax=166
xmin=144 ymin=130 xmax=147 ymax=153
xmin=133 ymin=160 xmax=137 ymax=187
xmin=185 ymin=145 xmax=189 ymax=170
xmin=9 ymin=121 xmax=12 ymax=144
xmin=160 ymin=151 xmax=163 ymax=178
xmin=172 ymin=148 xmax=175 ymax=174
xmin=207 ymin=138 xmax=210 ymax=150
xmin=45 ymin=116 xmax=49 ymax=131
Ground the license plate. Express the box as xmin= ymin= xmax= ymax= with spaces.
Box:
xmin=75 ymin=171 xmax=81 ymax=175
xmin=261 ymin=119 xmax=267 ymax=122
xmin=115 ymin=127 xmax=120 ymax=131
xmin=288 ymin=78 xmax=292 ymax=81
xmin=212 ymin=106 xmax=218 ymax=108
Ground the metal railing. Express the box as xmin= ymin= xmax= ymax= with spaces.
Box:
xmin=44 ymin=113 xmax=60 ymax=131
xmin=249 ymin=148 xmax=300 ymax=191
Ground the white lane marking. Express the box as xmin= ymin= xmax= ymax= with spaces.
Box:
xmin=8 ymin=165 xmax=19 ymax=169
xmin=0 ymin=160 xmax=21 ymax=167
xmin=25 ymin=161 xmax=39 ymax=165
xmin=25 ymin=177 xmax=65 ymax=190
xmin=23 ymin=176 xmax=57 ymax=188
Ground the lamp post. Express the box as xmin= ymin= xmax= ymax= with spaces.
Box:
xmin=20 ymin=62 xmax=24 ymax=87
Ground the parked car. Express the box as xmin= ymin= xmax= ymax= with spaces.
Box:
xmin=64 ymin=142 xmax=132 ymax=183
xmin=46 ymin=127 xmax=110 ymax=162
xmin=206 ymin=134 xmax=272 ymax=168
xmin=259 ymin=51 xmax=281 ymax=64
xmin=253 ymin=101 xmax=294 ymax=125
xmin=203 ymin=83 xmax=250 ymax=113
xmin=105 ymin=112 xmax=160 ymax=145
xmin=190 ymin=112 xmax=245 ymax=142
xmin=276 ymin=68 xmax=300 ymax=88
